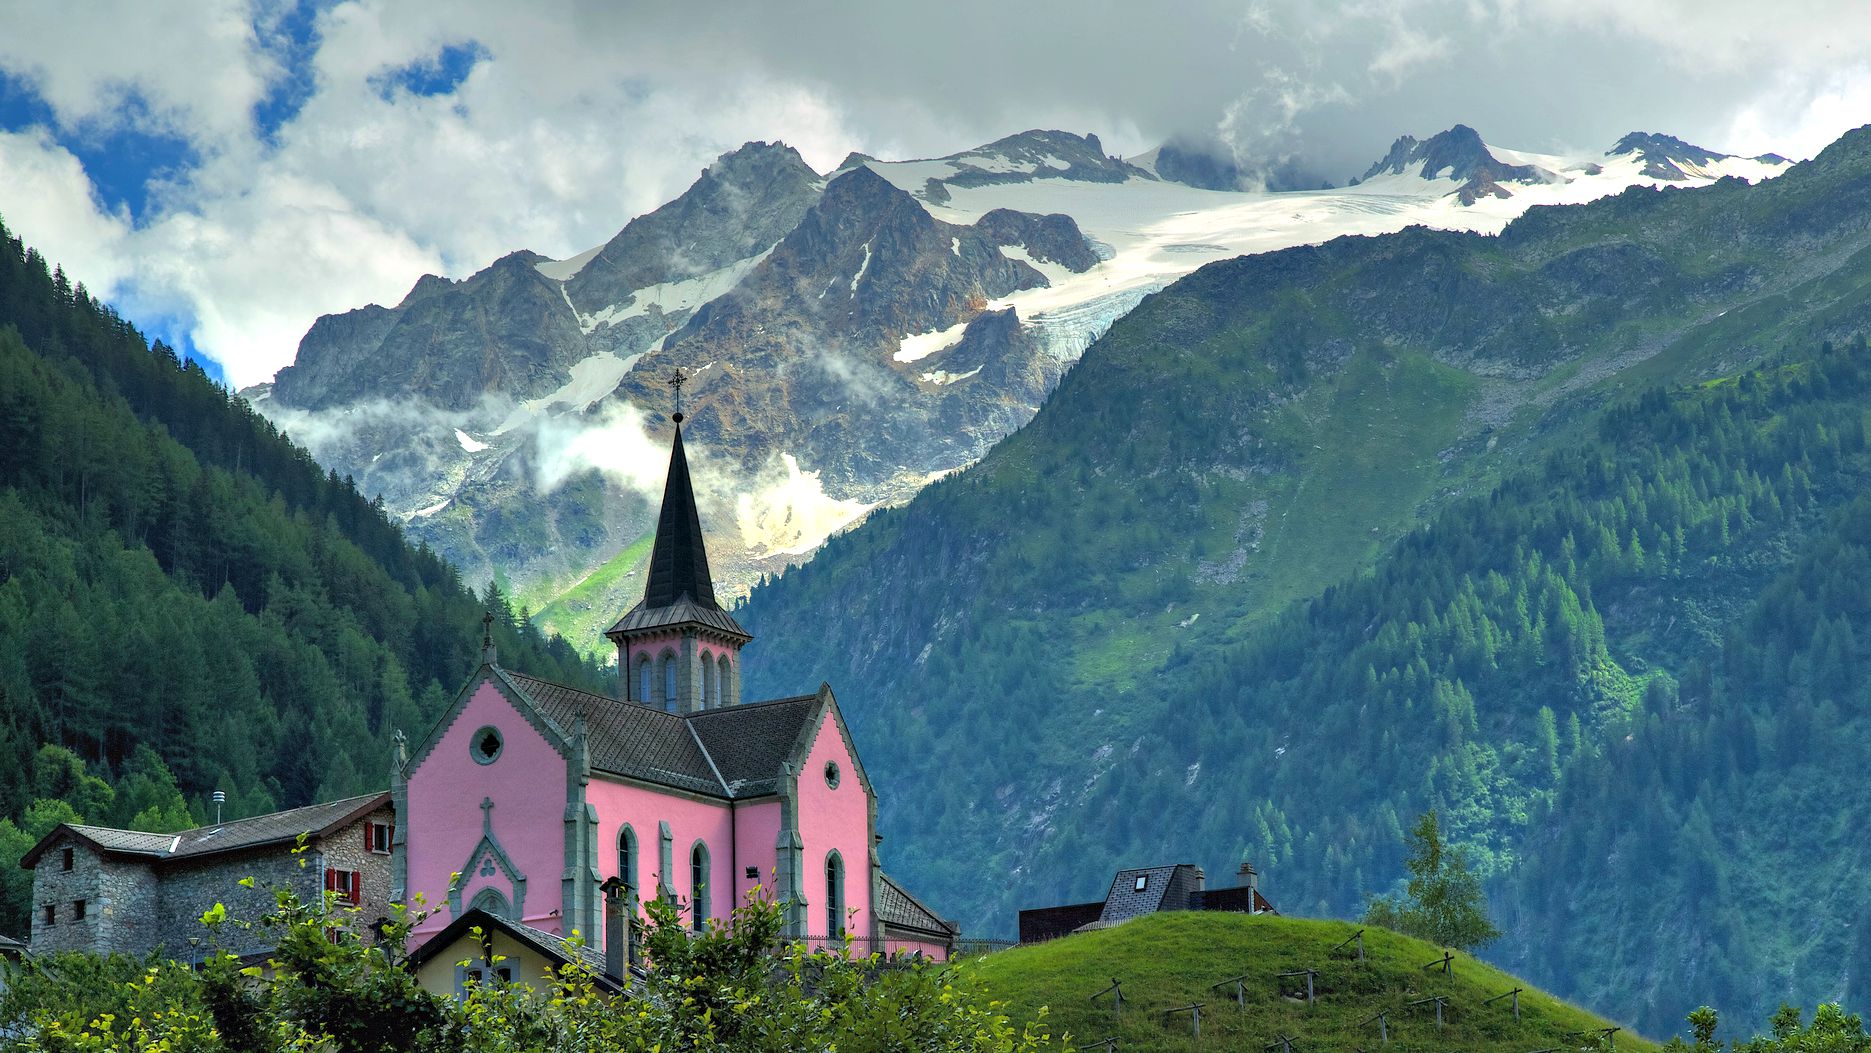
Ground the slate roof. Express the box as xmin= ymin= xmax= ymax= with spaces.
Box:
xmin=0 ymin=932 xmax=27 ymax=956
xmin=606 ymin=595 xmax=750 ymax=640
xmin=405 ymin=907 xmax=635 ymax=994
xmin=21 ymin=793 xmax=390 ymax=870
xmin=876 ymin=873 xmax=958 ymax=938
xmin=689 ymin=695 xmax=820 ymax=796
xmin=1097 ymin=865 xmax=1179 ymax=924
xmin=502 ymin=671 xmax=823 ymax=800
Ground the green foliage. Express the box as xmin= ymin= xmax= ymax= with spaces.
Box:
xmin=744 ymin=317 xmax=1871 ymax=1034
xmin=971 ymin=911 xmax=1654 ymax=1053
xmin=0 ymin=218 xmax=610 ymax=935
xmin=1664 ymin=1005 xmax=1871 ymax=1053
xmin=0 ymin=879 xmax=1057 ymax=1053
xmin=1363 ymin=810 xmax=1500 ymax=952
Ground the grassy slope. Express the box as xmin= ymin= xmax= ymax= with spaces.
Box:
xmin=526 ymin=530 xmax=654 ymax=646
xmin=970 ymin=913 xmax=1655 ymax=1053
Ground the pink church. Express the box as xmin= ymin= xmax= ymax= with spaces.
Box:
xmin=394 ymin=414 xmax=956 ymax=960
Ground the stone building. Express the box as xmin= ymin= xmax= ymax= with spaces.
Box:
xmin=20 ymin=793 xmax=394 ymax=960
xmin=399 ymin=412 xmax=958 ymax=960
xmin=1017 ymin=862 xmax=1277 ymax=944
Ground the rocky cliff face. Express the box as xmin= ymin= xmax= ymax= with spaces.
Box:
xmin=1361 ymin=124 xmax=1553 ymax=203
xmin=248 ymin=124 xmax=1793 ymax=653
xmin=250 ymin=137 xmax=1104 ymax=648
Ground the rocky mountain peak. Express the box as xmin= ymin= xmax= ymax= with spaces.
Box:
xmin=1361 ymin=124 xmax=1549 ymax=204
xmin=1610 ymin=132 xmax=1723 ymax=178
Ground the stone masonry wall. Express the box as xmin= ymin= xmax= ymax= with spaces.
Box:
xmin=151 ymin=849 xmax=319 ymax=960
xmin=151 ymin=806 xmax=397 ymax=959
xmin=29 ymin=839 xmax=157 ymax=956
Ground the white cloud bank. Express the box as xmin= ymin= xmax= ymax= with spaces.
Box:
xmin=1 ymin=0 xmax=1869 ymax=388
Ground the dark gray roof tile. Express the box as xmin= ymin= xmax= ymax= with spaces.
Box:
xmin=877 ymin=873 xmax=957 ymax=937
xmin=505 ymin=672 xmax=725 ymax=796
xmin=688 ymin=695 xmax=819 ymax=797
xmin=502 ymin=672 xmax=825 ymax=800
xmin=1098 ymin=866 xmax=1178 ymax=924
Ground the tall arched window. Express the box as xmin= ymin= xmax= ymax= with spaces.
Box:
xmin=690 ymin=842 xmax=710 ymax=930
xmin=660 ymin=650 xmax=678 ymax=711
xmin=617 ymin=825 xmax=638 ymax=896
xmin=635 ymin=656 xmax=651 ymax=706
xmin=718 ymin=655 xmax=731 ymax=706
xmin=699 ymin=651 xmax=714 ymax=708
xmin=825 ymin=851 xmax=845 ymax=939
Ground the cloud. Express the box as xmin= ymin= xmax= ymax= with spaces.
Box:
xmin=4 ymin=0 xmax=1871 ymax=390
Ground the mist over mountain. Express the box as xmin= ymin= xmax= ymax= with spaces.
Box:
xmin=248 ymin=123 xmax=1786 ymax=656
xmin=738 ymin=123 xmax=1871 ymax=1033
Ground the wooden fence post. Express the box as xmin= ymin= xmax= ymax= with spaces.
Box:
xmin=1209 ymin=973 xmax=1251 ymax=1009
xmin=1483 ymin=986 xmax=1524 ymax=1022
xmin=1276 ymin=968 xmax=1319 ymax=1005
xmin=1331 ymin=929 xmax=1366 ymax=962
xmin=1164 ymin=1003 xmax=1204 ymax=1040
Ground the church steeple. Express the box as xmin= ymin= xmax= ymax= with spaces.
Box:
xmin=642 ymin=424 xmax=720 ymax=611
xmin=605 ymin=369 xmax=751 ymax=713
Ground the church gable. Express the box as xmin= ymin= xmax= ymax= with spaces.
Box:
xmin=405 ymin=667 xmax=573 ymax=775
xmin=404 ymin=672 xmax=577 ymax=936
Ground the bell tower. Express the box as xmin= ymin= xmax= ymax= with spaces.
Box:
xmin=605 ymin=369 xmax=751 ymax=713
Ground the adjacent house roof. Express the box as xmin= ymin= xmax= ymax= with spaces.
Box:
xmin=19 ymin=792 xmax=390 ymax=870
xmin=404 ymin=907 xmax=633 ymax=994
xmin=876 ymin=873 xmax=959 ymax=940
xmin=1097 ymin=865 xmax=1182 ymax=924
xmin=0 ymin=932 xmax=27 ymax=957
xmin=501 ymin=670 xmax=827 ymax=800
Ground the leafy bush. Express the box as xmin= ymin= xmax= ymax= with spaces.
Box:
xmin=0 ymin=876 xmax=1058 ymax=1053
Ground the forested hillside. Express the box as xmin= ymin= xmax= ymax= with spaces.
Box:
xmin=740 ymin=124 xmax=1871 ymax=1034
xmin=0 ymin=219 xmax=607 ymax=934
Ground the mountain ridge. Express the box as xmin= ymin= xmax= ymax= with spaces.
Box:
xmin=736 ymin=121 xmax=1871 ymax=1034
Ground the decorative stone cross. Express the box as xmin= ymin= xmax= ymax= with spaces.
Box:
xmin=480 ymin=796 xmax=495 ymax=834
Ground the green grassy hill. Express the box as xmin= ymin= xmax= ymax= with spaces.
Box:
xmin=970 ymin=913 xmax=1655 ymax=1053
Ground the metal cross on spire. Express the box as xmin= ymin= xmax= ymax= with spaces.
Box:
xmin=480 ymin=610 xmax=497 ymax=665
xmin=668 ymin=367 xmax=688 ymax=424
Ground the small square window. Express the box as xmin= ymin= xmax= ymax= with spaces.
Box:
xmin=745 ymin=866 xmax=760 ymax=881
xmin=61 ymin=847 xmax=74 ymax=872
xmin=43 ymin=904 xmax=55 ymax=926
xmin=368 ymin=822 xmax=393 ymax=855
xmin=73 ymin=899 xmax=87 ymax=921
xmin=1134 ymin=875 xmax=1148 ymax=892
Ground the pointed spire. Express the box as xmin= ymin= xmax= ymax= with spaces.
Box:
xmin=642 ymin=421 xmax=720 ymax=610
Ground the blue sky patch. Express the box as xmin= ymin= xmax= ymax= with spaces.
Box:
xmin=371 ymin=41 xmax=488 ymax=101
xmin=253 ymin=0 xmax=330 ymax=145
xmin=0 ymin=70 xmax=196 ymax=223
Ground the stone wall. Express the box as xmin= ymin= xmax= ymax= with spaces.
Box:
xmin=28 ymin=805 xmax=398 ymax=961
xmin=29 ymin=839 xmax=157 ymax=956
xmin=150 ymin=806 xmax=398 ymax=958
xmin=150 ymin=848 xmax=319 ymax=959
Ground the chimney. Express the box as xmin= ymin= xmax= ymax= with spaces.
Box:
xmin=1192 ymin=866 xmax=1205 ymax=892
xmin=601 ymin=877 xmax=630 ymax=982
xmin=1238 ymin=860 xmax=1258 ymax=890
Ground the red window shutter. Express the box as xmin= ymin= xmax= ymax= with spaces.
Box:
xmin=351 ymin=870 xmax=361 ymax=904
xmin=325 ymin=867 xmax=336 ymax=891
xmin=387 ymin=824 xmax=395 ymax=851
xmin=364 ymin=825 xmax=371 ymax=851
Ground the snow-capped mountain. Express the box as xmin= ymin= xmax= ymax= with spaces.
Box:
xmin=247 ymin=125 xmax=1793 ymax=650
